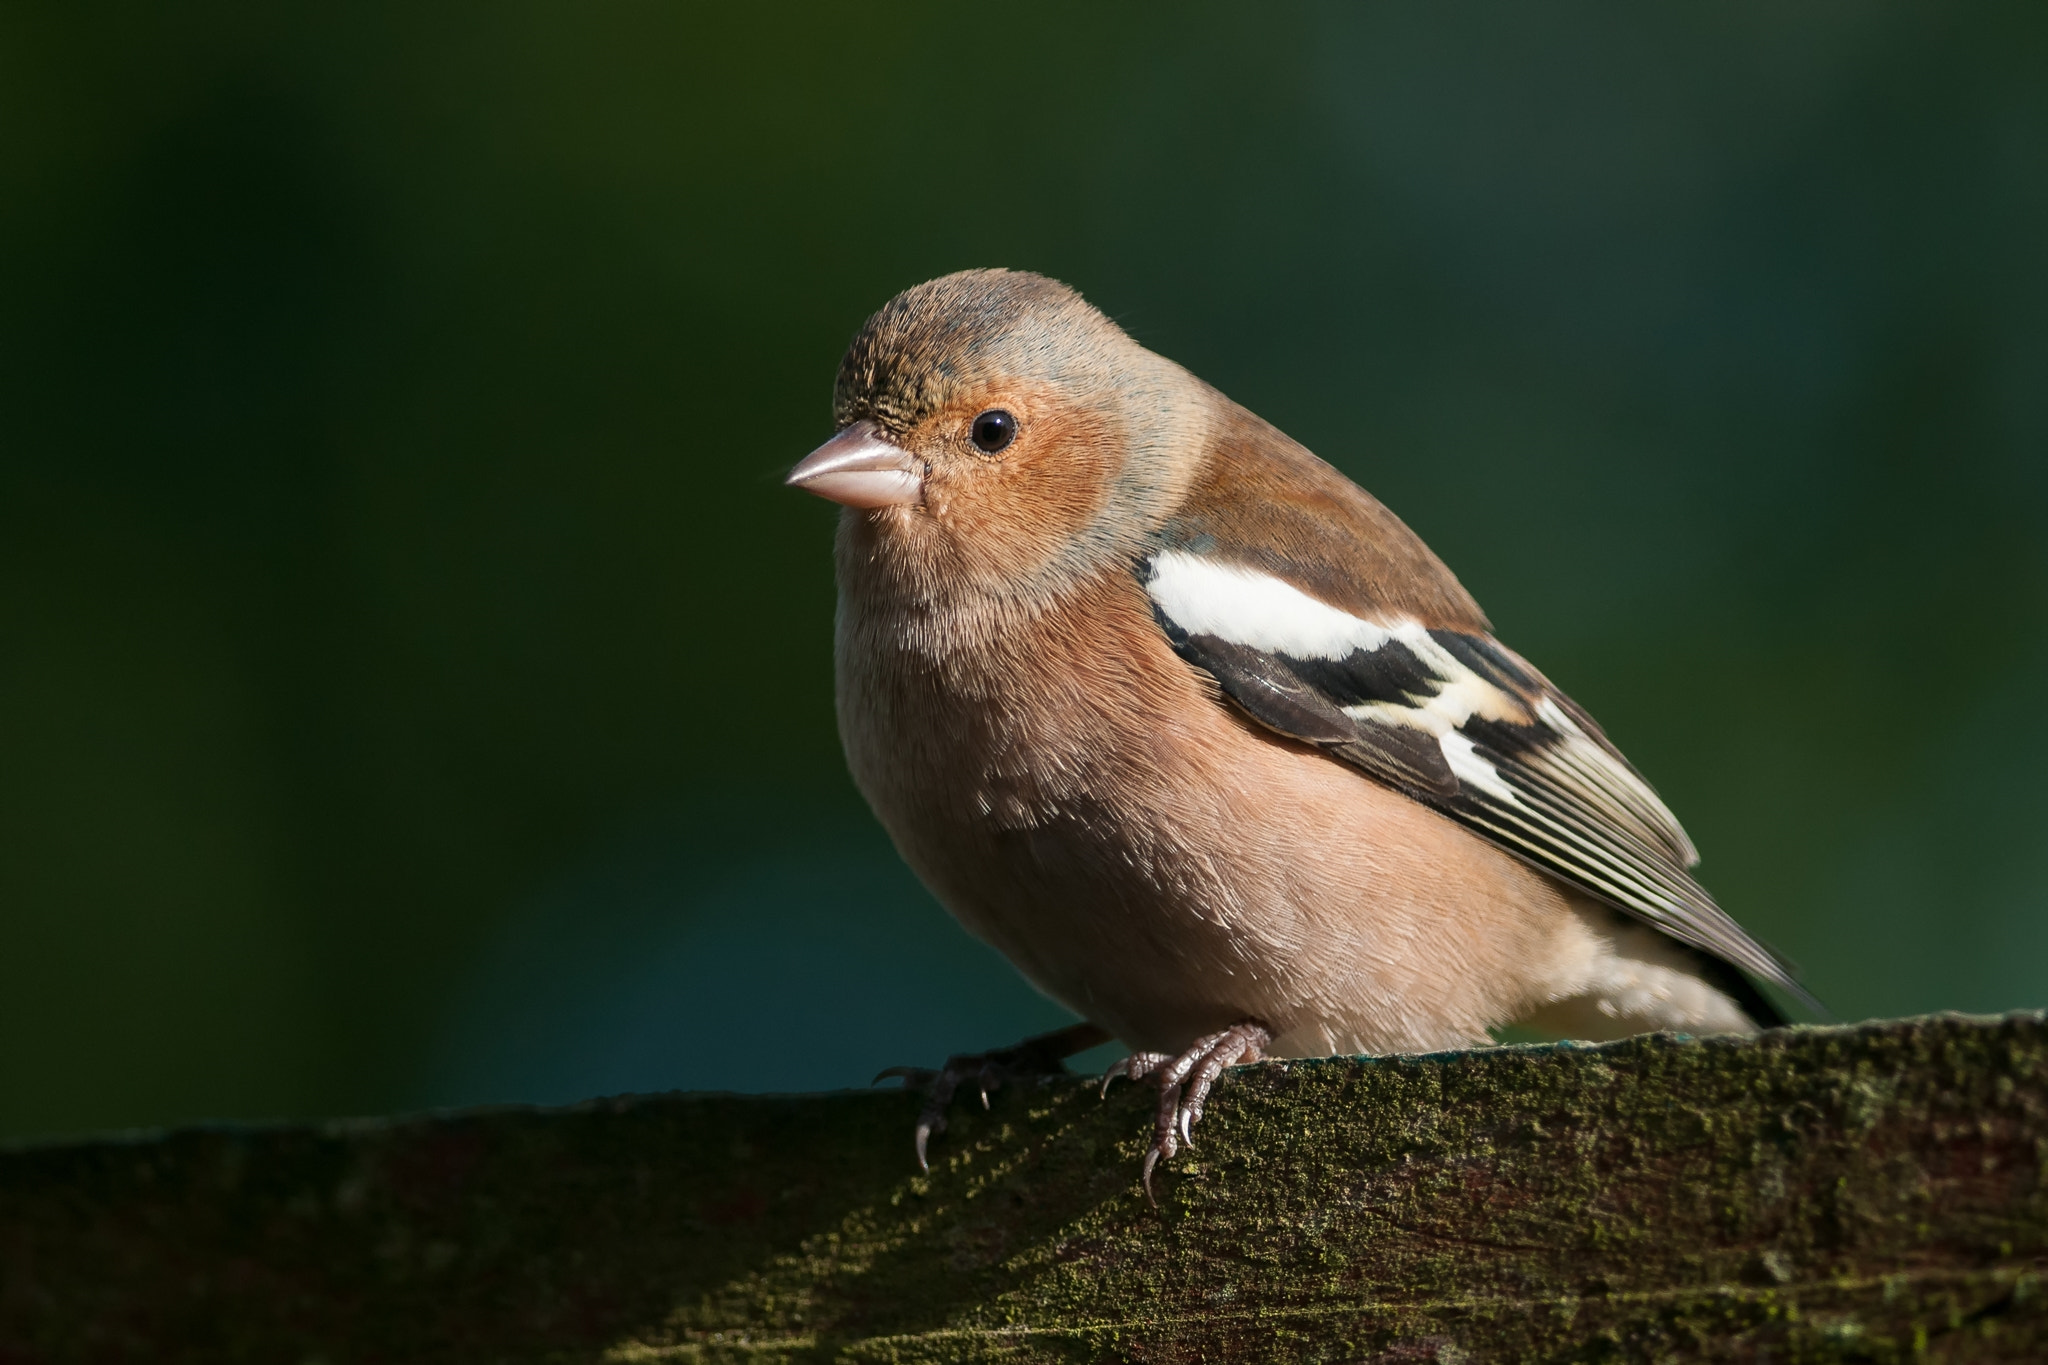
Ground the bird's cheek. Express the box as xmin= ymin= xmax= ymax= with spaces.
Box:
xmin=1001 ymin=454 xmax=1113 ymax=541
xmin=919 ymin=464 xmax=1004 ymax=523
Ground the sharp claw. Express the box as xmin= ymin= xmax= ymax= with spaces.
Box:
xmin=873 ymin=1065 xmax=924 ymax=1086
xmin=1141 ymin=1147 xmax=1160 ymax=1206
xmin=1179 ymin=1105 xmax=1194 ymax=1149
xmin=889 ymin=1024 xmax=1118 ymax=1173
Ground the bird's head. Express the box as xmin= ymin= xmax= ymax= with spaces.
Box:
xmin=788 ymin=270 xmax=1209 ymax=602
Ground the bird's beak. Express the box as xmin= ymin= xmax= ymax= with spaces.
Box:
xmin=786 ymin=421 xmax=924 ymax=509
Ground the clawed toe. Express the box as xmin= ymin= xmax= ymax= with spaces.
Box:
xmin=877 ymin=1019 xmax=1269 ymax=1192
xmin=886 ymin=1064 xmax=968 ymax=1170
xmin=875 ymin=1021 xmax=1112 ymax=1170
xmin=1098 ymin=1051 xmax=1171 ymax=1097
xmin=1099 ymin=1022 xmax=1271 ymax=1204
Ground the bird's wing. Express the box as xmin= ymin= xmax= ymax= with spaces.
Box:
xmin=1142 ymin=548 xmax=1812 ymax=1008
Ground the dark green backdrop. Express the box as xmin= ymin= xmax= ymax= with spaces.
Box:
xmin=3 ymin=4 xmax=2044 ymax=1142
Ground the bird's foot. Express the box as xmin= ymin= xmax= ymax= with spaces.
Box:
xmin=1100 ymin=1021 xmax=1271 ymax=1204
xmin=875 ymin=1020 xmax=1111 ymax=1170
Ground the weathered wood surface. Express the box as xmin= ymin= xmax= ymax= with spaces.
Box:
xmin=3 ymin=1013 xmax=2045 ymax=1363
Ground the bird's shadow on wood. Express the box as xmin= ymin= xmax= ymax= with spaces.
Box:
xmin=587 ymin=1076 xmax=1175 ymax=1359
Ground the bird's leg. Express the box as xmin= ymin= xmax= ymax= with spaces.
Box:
xmin=1100 ymin=1021 xmax=1271 ymax=1203
xmin=875 ymin=1020 xmax=1113 ymax=1170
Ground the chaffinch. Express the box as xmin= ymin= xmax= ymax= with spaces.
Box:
xmin=789 ymin=269 xmax=1813 ymax=1196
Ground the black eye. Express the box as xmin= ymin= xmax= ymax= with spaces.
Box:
xmin=969 ymin=409 xmax=1017 ymax=454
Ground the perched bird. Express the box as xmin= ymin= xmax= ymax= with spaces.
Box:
xmin=788 ymin=269 xmax=1812 ymax=1196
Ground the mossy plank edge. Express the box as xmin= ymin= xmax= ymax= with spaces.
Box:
xmin=2 ymin=1012 xmax=2044 ymax=1363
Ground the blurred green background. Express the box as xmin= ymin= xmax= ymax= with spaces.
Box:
xmin=2 ymin=4 xmax=2044 ymax=1142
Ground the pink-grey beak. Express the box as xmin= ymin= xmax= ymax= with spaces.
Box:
xmin=786 ymin=421 xmax=924 ymax=509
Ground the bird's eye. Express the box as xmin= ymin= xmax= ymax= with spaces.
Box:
xmin=969 ymin=409 xmax=1017 ymax=454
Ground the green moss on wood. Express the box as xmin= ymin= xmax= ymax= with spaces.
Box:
xmin=4 ymin=1013 xmax=2045 ymax=1362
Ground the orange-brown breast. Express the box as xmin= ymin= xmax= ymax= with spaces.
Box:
xmin=833 ymin=553 xmax=1586 ymax=1053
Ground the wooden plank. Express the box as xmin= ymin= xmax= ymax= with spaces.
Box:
xmin=3 ymin=1012 xmax=2044 ymax=1362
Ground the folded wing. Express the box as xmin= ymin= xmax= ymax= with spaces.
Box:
xmin=1143 ymin=548 xmax=1812 ymax=1009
